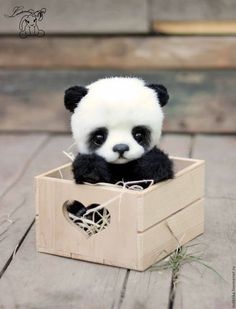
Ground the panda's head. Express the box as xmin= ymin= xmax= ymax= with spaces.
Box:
xmin=64 ymin=77 xmax=169 ymax=164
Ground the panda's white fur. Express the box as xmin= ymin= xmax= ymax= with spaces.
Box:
xmin=71 ymin=77 xmax=164 ymax=164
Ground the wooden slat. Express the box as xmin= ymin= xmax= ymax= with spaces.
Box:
xmin=0 ymin=134 xmax=47 ymax=197
xmin=117 ymin=134 xmax=192 ymax=308
xmin=138 ymin=199 xmax=204 ymax=270
xmin=140 ymin=160 xmax=205 ymax=231
xmin=1 ymin=70 xmax=235 ymax=134
xmin=0 ymin=133 xmax=48 ymax=268
xmin=149 ymin=0 xmax=236 ymax=21
xmin=161 ymin=134 xmax=192 ymax=158
xmin=174 ymin=136 xmax=236 ymax=308
xmin=0 ymin=226 xmax=126 ymax=308
xmin=0 ymin=135 xmax=72 ymax=272
xmin=1 ymin=0 xmax=149 ymax=34
xmin=153 ymin=20 xmax=236 ymax=35
xmin=193 ymin=136 xmax=236 ymax=199
xmin=1 ymin=37 xmax=236 ymax=69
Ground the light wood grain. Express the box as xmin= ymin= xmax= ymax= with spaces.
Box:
xmin=153 ymin=21 xmax=236 ymax=34
xmin=0 ymin=135 xmax=72 ymax=272
xmin=138 ymin=198 xmax=204 ymax=270
xmin=174 ymin=136 xmax=236 ymax=309
xmin=35 ymin=156 xmax=204 ymax=270
xmin=138 ymin=159 xmax=204 ymax=231
xmin=0 ymin=134 xmax=47 ymax=198
xmin=0 ymin=226 xmax=126 ymax=309
xmin=36 ymin=176 xmax=140 ymax=270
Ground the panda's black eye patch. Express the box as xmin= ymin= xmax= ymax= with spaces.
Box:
xmin=88 ymin=127 xmax=108 ymax=150
xmin=132 ymin=126 xmax=151 ymax=148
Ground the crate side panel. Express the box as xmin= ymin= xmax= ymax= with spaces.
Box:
xmin=37 ymin=178 xmax=139 ymax=269
xmin=54 ymin=182 xmax=139 ymax=268
xmin=137 ymin=198 xmax=204 ymax=271
xmin=36 ymin=177 xmax=57 ymax=250
xmin=139 ymin=163 xmax=205 ymax=231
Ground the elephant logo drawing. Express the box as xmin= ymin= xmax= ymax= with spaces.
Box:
xmin=5 ymin=6 xmax=46 ymax=38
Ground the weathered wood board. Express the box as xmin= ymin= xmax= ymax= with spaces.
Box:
xmin=150 ymin=0 xmax=236 ymax=21
xmin=1 ymin=0 xmax=148 ymax=34
xmin=0 ymin=134 xmax=47 ymax=198
xmin=0 ymin=69 xmax=236 ymax=133
xmin=0 ymin=135 xmax=72 ymax=272
xmin=161 ymin=134 xmax=192 ymax=158
xmin=1 ymin=0 xmax=236 ymax=35
xmin=174 ymin=136 xmax=236 ymax=309
xmin=1 ymin=37 xmax=236 ymax=69
xmin=0 ymin=227 xmax=127 ymax=309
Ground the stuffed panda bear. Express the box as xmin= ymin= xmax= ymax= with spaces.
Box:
xmin=64 ymin=77 xmax=173 ymax=188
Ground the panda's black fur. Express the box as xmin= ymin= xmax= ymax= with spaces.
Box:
xmin=72 ymin=147 xmax=173 ymax=188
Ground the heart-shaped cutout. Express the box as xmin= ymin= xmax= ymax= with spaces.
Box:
xmin=63 ymin=200 xmax=111 ymax=237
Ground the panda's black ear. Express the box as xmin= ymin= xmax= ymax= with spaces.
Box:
xmin=64 ymin=86 xmax=88 ymax=112
xmin=147 ymin=84 xmax=169 ymax=107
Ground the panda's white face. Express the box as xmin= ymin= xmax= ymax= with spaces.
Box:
xmin=70 ymin=77 xmax=164 ymax=164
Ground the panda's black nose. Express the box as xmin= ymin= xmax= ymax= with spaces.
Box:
xmin=113 ymin=143 xmax=129 ymax=155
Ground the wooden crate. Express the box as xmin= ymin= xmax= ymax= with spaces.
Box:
xmin=35 ymin=156 xmax=205 ymax=271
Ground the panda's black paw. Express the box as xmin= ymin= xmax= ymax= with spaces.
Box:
xmin=72 ymin=153 xmax=112 ymax=184
xmin=134 ymin=147 xmax=174 ymax=183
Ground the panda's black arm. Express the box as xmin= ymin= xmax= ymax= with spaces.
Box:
xmin=133 ymin=147 xmax=174 ymax=183
xmin=72 ymin=153 xmax=112 ymax=184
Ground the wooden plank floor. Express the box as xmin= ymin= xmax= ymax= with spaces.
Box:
xmin=0 ymin=133 xmax=235 ymax=308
